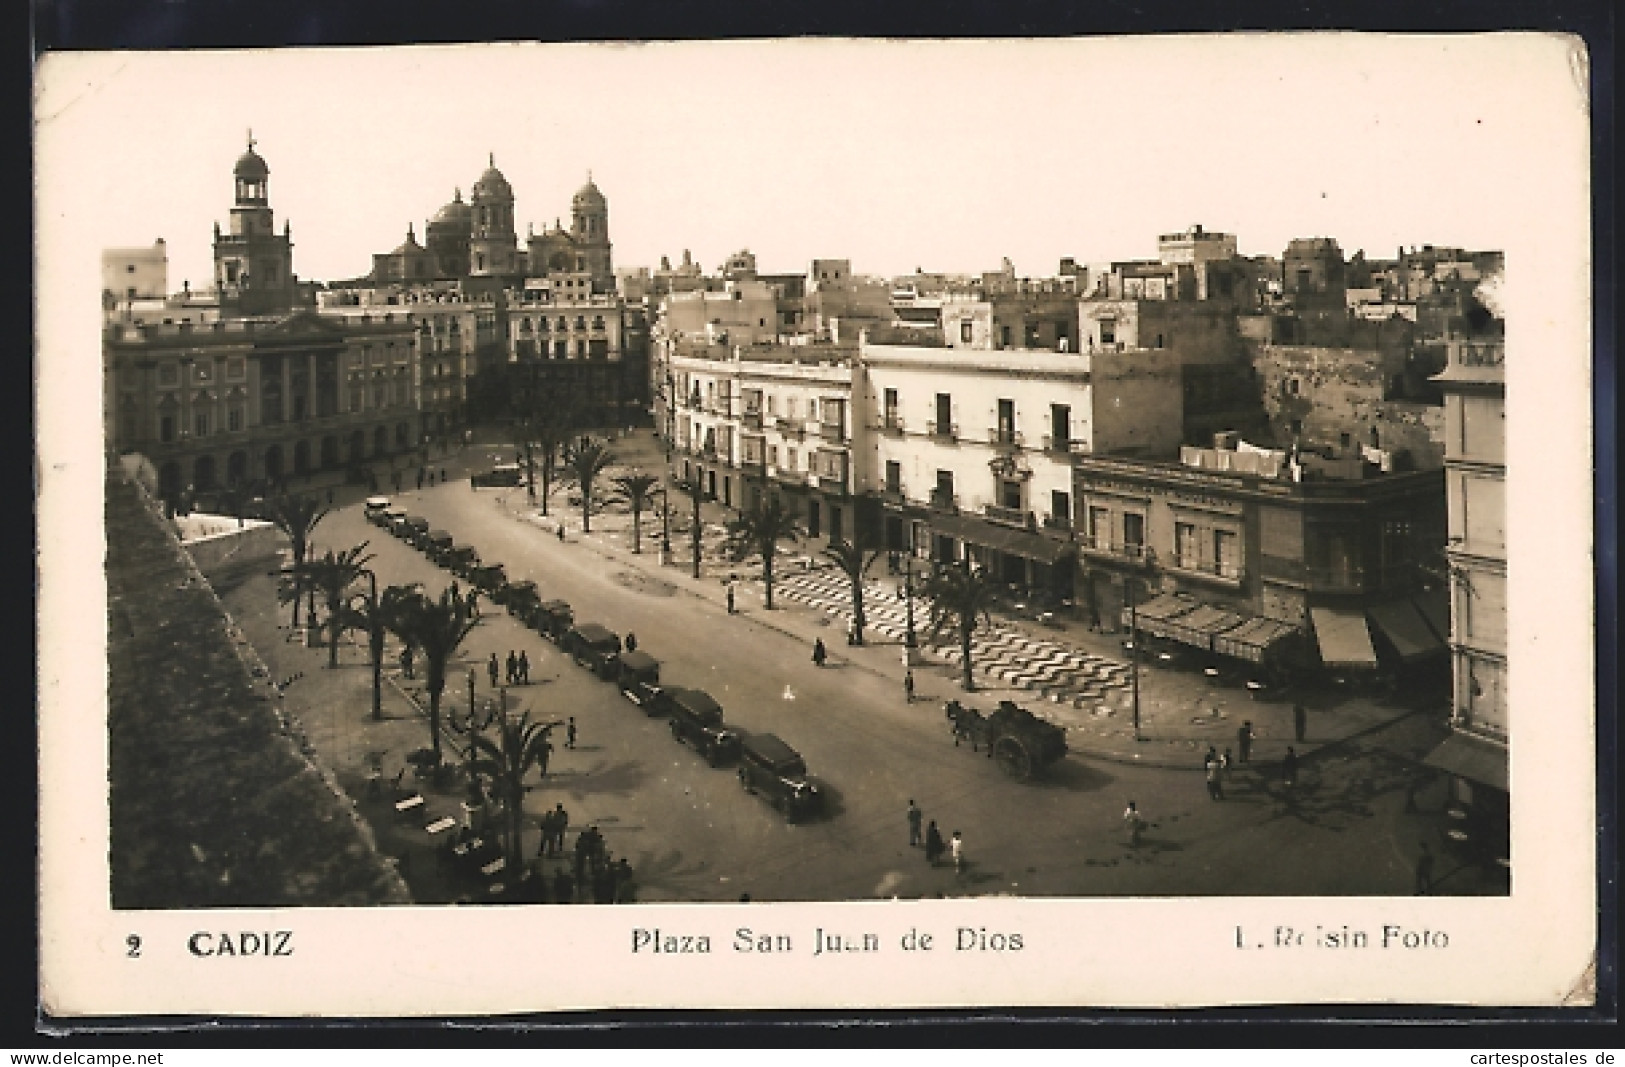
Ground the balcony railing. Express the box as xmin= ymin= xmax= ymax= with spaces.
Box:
xmin=983 ymin=503 xmax=1029 ymax=526
xmin=1259 ymin=555 xmax=1365 ymax=591
xmin=817 ymin=420 xmax=847 ymax=442
xmin=1042 ymin=513 xmax=1072 ymax=532
xmin=742 ymin=410 xmax=763 ymax=430
xmin=880 ymin=486 xmax=906 ymax=506
xmin=1082 ymin=538 xmax=1149 ymax=562
xmin=774 ymin=468 xmax=807 ymax=486
xmin=987 ymin=428 xmax=1024 ymax=450
xmin=878 ymin=414 xmax=905 ymax=435
xmin=775 ymin=417 xmax=805 ymax=437
xmin=929 ymin=490 xmax=959 ymax=512
xmin=929 ymin=422 xmax=959 ymax=442
xmin=1041 ymin=434 xmax=1088 ymax=454
xmin=1170 ymin=557 xmax=1244 ymax=584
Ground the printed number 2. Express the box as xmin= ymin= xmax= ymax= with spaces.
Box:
xmin=126 ymin=935 xmax=141 ymax=958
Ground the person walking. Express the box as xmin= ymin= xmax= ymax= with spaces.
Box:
xmin=566 ymin=717 xmax=578 ymax=750
xmin=440 ymin=468 xmax=447 ymax=483
xmin=906 ymin=799 xmax=923 ymax=847
xmin=416 ymin=468 xmax=424 ymax=490
xmin=903 ymin=671 xmax=916 ymax=704
xmin=726 ymin=582 xmax=736 ymax=614
xmin=1237 ymin=721 xmax=1254 ymax=764
xmin=625 ymin=633 xmax=637 ymax=653
xmin=950 ymin=830 xmax=965 ymax=875
xmin=1293 ymin=703 xmax=1307 ymax=743
xmin=557 ymin=524 xmax=566 ymax=543
xmin=467 ymin=589 xmax=480 ymax=619
xmin=449 ymin=580 xmax=461 ymax=604
xmin=812 ymin=638 xmax=827 ymax=667
xmin=1221 ymin=747 xmax=1234 ymax=788
xmin=505 ymin=650 xmax=518 ymax=686
xmin=400 ymin=645 xmax=415 ymax=680
xmin=517 ymin=650 xmax=530 ymax=685
xmin=1414 ymin=840 xmax=1435 ymax=896
xmin=924 ymin=821 xmax=945 ymax=866
xmin=537 ymin=733 xmax=554 ymax=778
xmin=1124 ymin=800 xmax=1145 ymax=848
xmin=1206 ymin=752 xmax=1225 ymax=801
xmin=1281 ymin=745 xmax=1299 ymax=792
xmin=488 ymin=652 xmax=500 ymax=690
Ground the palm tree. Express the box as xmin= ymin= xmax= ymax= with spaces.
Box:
xmin=470 ymin=709 xmax=558 ymax=875
xmin=561 ymin=435 xmax=617 ymax=533
xmin=823 ymin=535 xmax=881 ymax=645
xmin=297 ymin=544 xmax=375 ymax=669
xmin=264 ymin=492 xmax=328 ymax=628
xmin=675 ymin=474 xmax=706 ymax=579
xmin=389 ymin=588 xmax=478 ymax=766
xmin=923 ymin=559 xmax=998 ymax=690
xmin=611 ymin=472 xmax=661 ymax=553
xmin=341 ymin=580 xmax=417 ymax=721
xmin=724 ymin=496 xmax=802 ymax=610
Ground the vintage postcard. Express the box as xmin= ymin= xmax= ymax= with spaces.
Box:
xmin=36 ymin=34 xmax=1596 ymax=1017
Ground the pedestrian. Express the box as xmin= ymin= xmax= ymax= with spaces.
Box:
xmin=416 ymin=468 xmax=424 ymax=490
xmin=1414 ymin=840 xmax=1435 ymax=896
xmin=950 ymin=830 xmax=965 ymax=874
xmin=1206 ymin=753 xmax=1225 ymax=800
xmin=441 ymin=468 xmax=447 ymax=483
xmin=518 ymin=650 xmax=530 ymax=685
xmin=536 ymin=810 xmax=554 ymax=858
xmin=551 ymin=803 xmax=569 ymax=855
xmin=1124 ymin=800 xmax=1144 ymax=848
xmin=906 ymin=799 xmax=923 ymax=847
xmin=904 ymin=671 xmax=916 ymax=703
xmin=625 ymin=632 xmax=638 ymax=653
xmin=1237 ymin=720 xmax=1254 ymax=764
xmin=427 ymin=471 xmax=435 ymax=487
xmin=812 ymin=638 xmax=827 ymax=667
xmin=537 ymin=734 xmax=554 ymax=778
xmin=1221 ymin=747 xmax=1234 ymax=786
xmin=450 ymin=580 xmax=461 ymax=603
xmin=1293 ymin=703 xmax=1307 ymax=743
xmin=557 ymin=524 xmax=566 ymax=542
xmin=726 ymin=582 xmax=736 ymax=614
xmin=488 ymin=652 xmax=500 ymax=690
xmin=924 ymin=821 xmax=945 ymax=866
xmin=1282 ymin=745 xmax=1299 ymax=792
xmin=572 ymin=832 xmax=589 ymax=885
xmin=468 ymin=589 xmax=479 ymax=618
xmin=566 ymin=716 xmax=578 ymax=749
xmin=400 ymin=645 xmax=415 ymax=680
xmin=505 ymin=650 xmax=518 ymax=685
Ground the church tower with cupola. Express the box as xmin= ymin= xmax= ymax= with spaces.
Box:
xmin=467 ymin=153 xmax=519 ymax=287
xmin=570 ymin=173 xmax=614 ymax=293
xmin=212 ymin=133 xmax=297 ymax=317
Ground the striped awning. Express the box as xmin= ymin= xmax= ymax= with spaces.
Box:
xmin=1213 ymin=616 xmax=1300 ymax=664
xmin=1123 ymin=593 xmax=1201 ymax=639
xmin=1160 ymin=604 xmax=1246 ymax=651
xmin=1368 ymin=599 xmax=1446 ymax=661
xmin=1421 ymin=731 xmax=1507 ymax=792
xmin=1310 ymin=606 xmax=1379 ymax=669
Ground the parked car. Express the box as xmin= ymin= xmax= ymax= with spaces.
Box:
xmin=501 ymin=580 xmax=541 ymax=619
xmin=737 ymin=733 xmax=822 ymax=823
xmin=423 ymin=530 xmax=454 ymax=562
xmin=469 ymin=562 xmax=507 ymax=595
xmin=401 ymin=515 xmax=430 ymax=546
xmin=363 ymin=496 xmax=392 ymax=524
xmin=471 ymin=463 xmax=523 ymax=488
xmin=615 ymin=650 xmax=661 ymax=707
xmin=444 ymin=544 xmax=478 ymax=575
xmin=381 ymin=506 xmax=409 ymax=534
xmin=658 ymin=686 xmax=741 ymax=766
xmin=562 ymin=623 xmax=622 ymax=678
xmin=535 ymin=600 xmax=574 ymax=641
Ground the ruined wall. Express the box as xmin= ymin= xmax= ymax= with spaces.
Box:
xmin=1253 ymin=344 xmax=1444 ymax=467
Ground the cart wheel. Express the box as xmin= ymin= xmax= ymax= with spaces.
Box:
xmin=995 ymin=738 xmax=1034 ymax=781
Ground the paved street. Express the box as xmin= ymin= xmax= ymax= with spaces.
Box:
xmin=211 ymin=449 xmax=1508 ymax=903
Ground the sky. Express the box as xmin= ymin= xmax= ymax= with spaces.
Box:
xmin=36 ymin=35 xmax=1583 ymax=291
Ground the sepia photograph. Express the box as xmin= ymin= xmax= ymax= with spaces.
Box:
xmin=36 ymin=34 xmax=1597 ymax=1015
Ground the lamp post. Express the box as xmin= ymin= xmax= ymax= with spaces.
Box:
xmin=449 ymin=669 xmax=501 ymax=828
xmin=359 ymin=567 xmax=382 ymax=721
xmin=1125 ymin=547 xmax=1157 ymax=743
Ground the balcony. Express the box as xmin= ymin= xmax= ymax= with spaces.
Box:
xmin=1042 ymin=513 xmax=1072 ymax=532
xmin=983 ymin=503 xmax=1029 ymax=527
xmin=775 ymin=417 xmax=805 ymax=439
xmin=1080 ymin=538 xmax=1151 ymax=564
xmin=880 ymin=486 xmax=907 ymax=507
xmin=929 ymin=489 xmax=959 ymax=512
xmin=742 ymin=410 xmax=763 ymax=430
xmin=929 ymin=422 xmax=959 ymax=442
xmin=817 ymin=420 xmax=847 ymax=443
xmin=1042 ymin=434 xmax=1089 ymax=455
xmin=987 ymin=428 xmax=1024 ymax=451
xmin=773 ymin=468 xmax=807 ymax=486
xmin=1169 ymin=556 xmax=1244 ymax=587
xmin=877 ymin=414 xmax=905 ymax=436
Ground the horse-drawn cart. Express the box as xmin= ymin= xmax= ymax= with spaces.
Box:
xmin=944 ymin=699 xmax=1068 ymax=781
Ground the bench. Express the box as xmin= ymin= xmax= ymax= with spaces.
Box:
xmin=424 ymin=816 xmax=457 ymax=835
xmin=394 ymin=794 xmax=425 ymax=815
xmin=481 ymin=857 xmax=506 ymax=878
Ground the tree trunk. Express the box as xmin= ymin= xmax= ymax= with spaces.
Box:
xmin=691 ymin=492 xmax=702 ymax=579
xmin=581 ymin=486 xmax=591 ymax=533
xmin=762 ymin=546 xmax=775 ymax=610
xmin=327 ymin=598 xmax=342 ymax=669
xmin=852 ymin=578 xmax=866 ymax=645
xmin=370 ymin=630 xmax=384 ymax=721
xmin=961 ymin=622 xmax=976 ymax=690
xmin=427 ymin=681 xmax=444 ymax=763
xmin=539 ymin=455 xmax=552 ymax=517
xmin=631 ymin=503 xmax=642 ymax=553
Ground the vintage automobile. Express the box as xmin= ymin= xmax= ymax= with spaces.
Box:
xmin=399 ymin=515 xmax=430 ymax=546
xmin=943 ymin=699 xmax=1069 ymax=781
xmin=737 ymin=733 xmax=822 ymax=823
xmin=381 ymin=506 xmax=409 ymax=534
xmin=423 ymin=530 xmax=454 ymax=563
xmin=468 ymin=562 xmax=507 ymax=595
xmin=445 ymin=544 xmax=479 ymax=576
xmin=500 ymin=580 xmax=541 ymax=621
xmin=562 ymin=623 xmax=622 ymax=678
xmin=363 ymin=496 xmax=392 ymax=524
xmin=470 ymin=463 xmax=524 ymax=488
xmin=534 ymin=600 xmax=574 ymax=641
xmin=615 ymin=650 xmax=661 ymax=707
xmin=658 ymin=686 xmax=741 ymax=766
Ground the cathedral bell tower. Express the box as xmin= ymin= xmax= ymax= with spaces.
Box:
xmin=213 ymin=132 xmax=297 ymax=317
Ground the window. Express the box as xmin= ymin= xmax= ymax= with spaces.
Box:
xmin=1289 ymin=418 xmax=1303 ymax=437
xmin=1098 ymin=320 xmax=1115 ymax=345
xmin=960 ymin=320 xmax=973 ymax=343
xmin=885 ymin=460 xmax=901 ymax=494
xmin=883 ymin=388 xmax=899 ymax=425
xmin=1001 ymin=480 xmax=1022 ymax=510
xmin=193 ymin=410 xmax=210 ymax=437
xmin=1175 ymin=521 xmax=1199 ymax=569
xmin=159 ymin=415 xmax=175 ymax=443
xmin=1286 ymin=378 xmax=1300 ymax=396
xmin=1089 ymin=506 xmax=1111 ymax=550
xmin=158 ymin=363 xmax=179 ymax=387
xmin=935 ymin=393 xmax=952 ymax=436
xmin=1051 ymin=404 xmax=1070 ymax=448
xmin=1051 ymin=490 xmax=1071 ymax=525
xmin=934 ymin=470 xmax=954 ymax=501
xmin=1340 ymin=432 xmax=1352 ymax=450
xmin=997 ymin=399 xmax=1015 ymax=443
xmin=226 ymin=357 xmax=245 ymax=379
xmin=1214 ymin=529 xmax=1240 ymax=578
xmin=768 ymin=445 xmax=778 ymax=467
xmin=1123 ymin=512 xmax=1145 ymax=557
xmin=227 ymin=406 xmax=243 ymax=432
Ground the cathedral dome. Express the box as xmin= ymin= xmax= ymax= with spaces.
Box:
xmin=471 ymin=156 xmax=513 ymax=202
xmin=429 ymin=189 xmax=472 ymax=231
xmin=233 ymin=146 xmax=269 ymax=180
xmin=572 ymin=175 xmax=605 ymax=209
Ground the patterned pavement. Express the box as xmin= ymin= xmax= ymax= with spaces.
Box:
xmin=771 ymin=566 xmax=1132 ymax=707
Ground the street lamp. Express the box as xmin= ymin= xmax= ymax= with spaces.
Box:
xmin=1125 ymin=547 xmax=1157 ymax=743
xmin=450 ymin=669 xmax=501 ymax=806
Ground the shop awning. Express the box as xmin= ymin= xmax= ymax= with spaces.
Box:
xmin=1368 ymin=599 xmax=1447 ymax=661
xmin=1421 ymin=731 xmax=1508 ymax=792
xmin=1160 ymin=604 xmax=1246 ymax=651
xmin=1122 ymin=592 xmax=1201 ymax=638
xmin=1310 ymin=606 xmax=1379 ymax=668
xmin=1413 ymin=589 xmax=1451 ymax=643
xmin=1213 ymin=616 xmax=1300 ymax=664
xmin=928 ymin=512 xmax=1076 ymax=566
